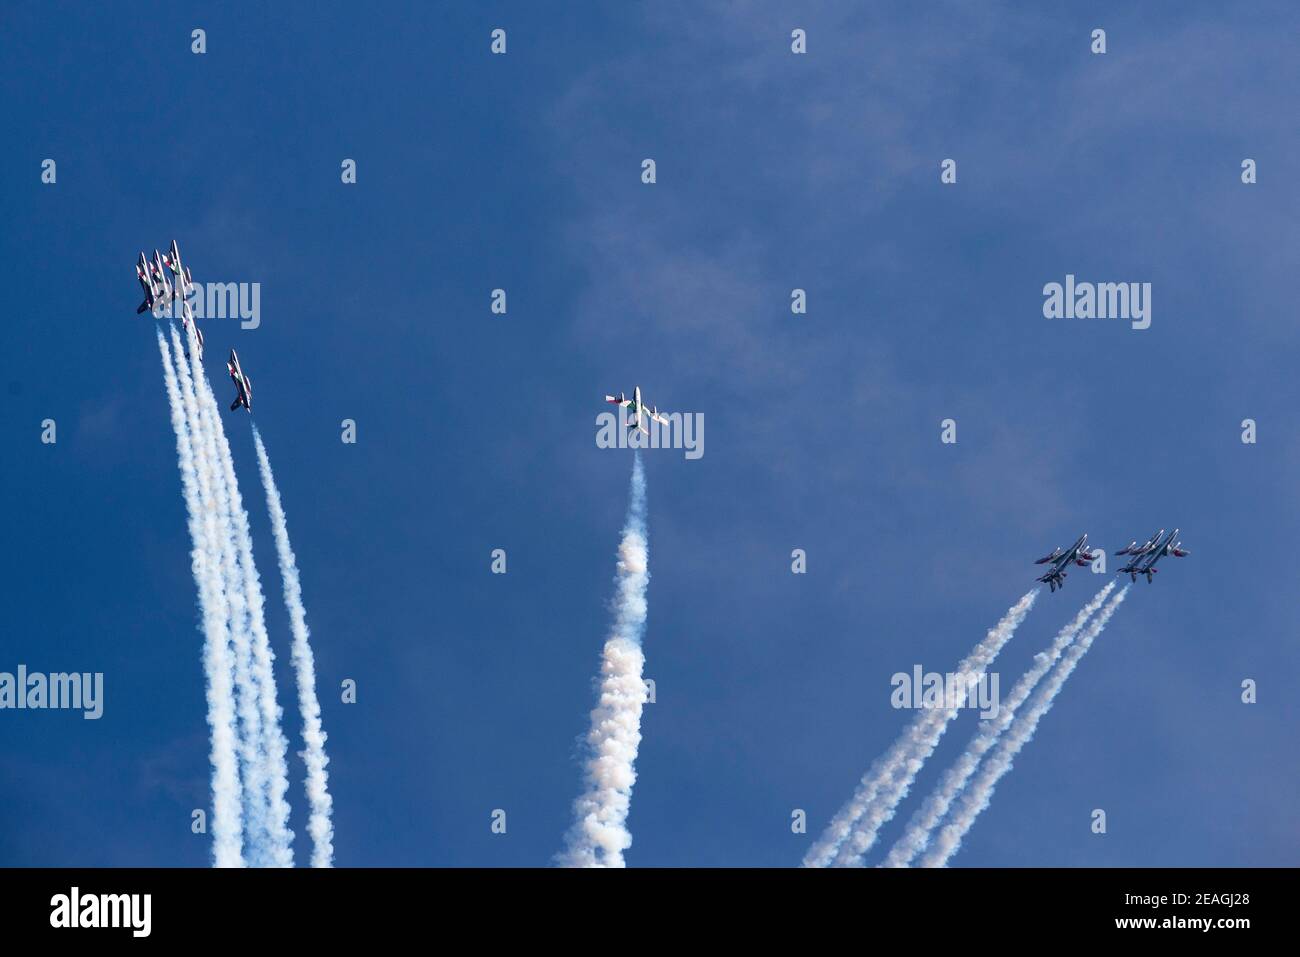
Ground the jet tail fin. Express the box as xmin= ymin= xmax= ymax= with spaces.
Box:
xmin=231 ymin=398 xmax=241 ymax=412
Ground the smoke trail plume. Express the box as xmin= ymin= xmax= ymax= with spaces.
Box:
xmin=182 ymin=325 xmax=296 ymax=867
xmin=252 ymin=424 xmax=335 ymax=867
xmin=883 ymin=581 xmax=1116 ymax=867
xmin=170 ymin=326 xmax=270 ymax=861
xmin=804 ymin=590 xmax=1039 ymax=868
xmin=558 ymin=455 xmax=650 ymax=868
xmin=921 ymin=584 xmax=1131 ymax=867
xmin=157 ymin=328 xmax=244 ymax=867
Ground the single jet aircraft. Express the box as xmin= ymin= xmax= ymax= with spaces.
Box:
xmin=162 ymin=239 xmax=194 ymax=294
xmin=159 ymin=240 xmax=200 ymax=351
xmin=181 ymin=301 xmax=204 ymax=360
xmin=1119 ymin=528 xmax=1189 ymax=583
xmin=135 ymin=262 xmax=159 ymax=314
xmin=1033 ymin=533 xmax=1099 ymax=592
xmin=605 ymin=386 xmax=668 ymax=435
xmin=227 ymin=349 xmax=252 ymax=412
xmin=136 ymin=252 xmax=170 ymax=312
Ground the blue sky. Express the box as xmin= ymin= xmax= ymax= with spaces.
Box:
xmin=1 ymin=1 xmax=1297 ymax=866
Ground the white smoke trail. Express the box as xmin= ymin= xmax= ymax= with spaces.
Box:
xmin=829 ymin=589 xmax=1041 ymax=867
xmin=182 ymin=325 xmax=296 ymax=867
xmin=170 ymin=326 xmax=270 ymax=862
xmin=252 ymin=424 xmax=335 ymax=867
xmin=883 ymin=581 xmax=1116 ymax=867
xmin=803 ymin=590 xmax=1039 ymax=868
xmin=921 ymin=584 xmax=1131 ymax=867
xmin=156 ymin=328 xmax=244 ymax=867
xmin=558 ymin=455 xmax=650 ymax=868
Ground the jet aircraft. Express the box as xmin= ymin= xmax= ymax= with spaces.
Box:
xmin=1033 ymin=533 xmax=1099 ymax=592
xmin=604 ymin=386 xmax=668 ymax=435
xmin=1119 ymin=528 xmax=1190 ymax=583
xmin=227 ymin=349 xmax=252 ymax=412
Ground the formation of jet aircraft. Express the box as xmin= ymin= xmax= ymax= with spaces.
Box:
xmin=1116 ymin=528 xmax=1190 ymax=583
xmin=227 ymin=350 xmax=252 ymax=412
xmin=133 ymin=240 xmax=203 ymax=358
xmin=130 ymin=254 xmax=1204 ymax=591
xmin=605 ymin=386 xmax=668 ymax=435
xmin=135 ymin=240 xmax=252 ymax=415
xmin=1032 ymin=529 xmax=1190 ymax=591
xmin=1033 ymin=534 xmax=1100 ymax=592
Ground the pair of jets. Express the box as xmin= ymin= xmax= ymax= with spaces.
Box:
xmin=134 ymin=240 xmax=204 ymax=358
xmin=1114 ymin=528 xmax=1190 ymax=583
xmin=1034 ymin=529 xmax=1189 ymax=592
xmin=604 ymin=386 xmax=668 ymax=434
